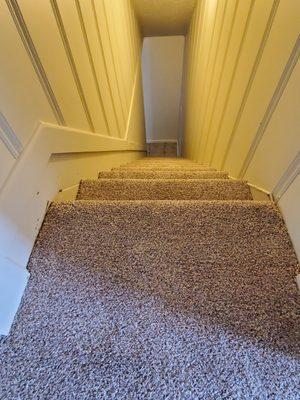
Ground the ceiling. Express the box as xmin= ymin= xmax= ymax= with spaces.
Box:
xmin=132 ymin=0 xmax=197 ymax=37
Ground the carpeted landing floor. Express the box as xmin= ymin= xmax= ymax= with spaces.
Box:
xmin=0 ymin=158 xmax=299 ymax=399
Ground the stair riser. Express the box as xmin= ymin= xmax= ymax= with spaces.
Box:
xmin=115 ymin=167 xmax=216 ymax=171
xmin=78 ymin=179 xmax=252 ymax=201
xmin=99 ymin=171 xmax=229 ymax=179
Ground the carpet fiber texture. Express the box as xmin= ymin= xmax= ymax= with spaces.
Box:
xmin=77 ymin=179 xmax=252 ymax=200
xmin=1 ymin=157 xmax=299 ymax=399
xmin=99 ymin=170 xmax=229 ymax=180
xmin=0 ymin=200 xmax=299 ymax=399
xmin=114 ymin=165 xmax=216 ymax=171
xmin=127 ymin=158 xmax=197 ymax=164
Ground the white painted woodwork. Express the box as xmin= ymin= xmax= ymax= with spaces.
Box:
xmin=244 ymin=60 xmax=300 ymax=192
xmin=0 ymin=140 xmax=15 ymax=188
xmin=278 ymin=174 xmax=300 ymax=260
xmin=183 ymin=0 xmax=300 ymax=261
xmin=223 ymin=0 xmax=300 ymax=175
xmin=1 ymin=0 xmax=299 ymax=333
xmin=17 ymin=0 xmax=90 ymax=130
xmin=79 ymin=0 xmax=121 ymax=137
xmin=0 ymin=0 xmax=145 ymax=334
xmin=0 ymin=259 xmax=29 ymax=335
xmin=56 ymin=0 xmax=108 ymax=133
xmin=0 ymin=2 xmax=56 ymax=145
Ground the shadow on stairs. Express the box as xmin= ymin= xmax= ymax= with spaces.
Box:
xmin=1 ymin=157 xmax=299 ymax=399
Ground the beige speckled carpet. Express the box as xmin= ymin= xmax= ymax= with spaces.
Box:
xmin=77 ymin=179 xmax=252 ymax=201
xmin=0 ymin=157 xmax=299 ymax=399
xmin=113 ymin=165 xmax=216 ymax=170
xmin=99 ymin=170 xmax=229 ymax=180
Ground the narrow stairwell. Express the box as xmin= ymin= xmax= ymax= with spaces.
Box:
xmin=0 ymin=158 xmax=299 ymax=399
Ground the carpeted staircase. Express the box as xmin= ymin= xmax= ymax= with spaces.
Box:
xmin=0 ymin=157 xmax=299 ymax=399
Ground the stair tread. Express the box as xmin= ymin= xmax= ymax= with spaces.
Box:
xmin=2 ymin=152 xmax=298 ymax=399
xmin=2 ymin=199 xmax=298 ymax=397
xmin=77 ymin=179 xmax=252 ymax=200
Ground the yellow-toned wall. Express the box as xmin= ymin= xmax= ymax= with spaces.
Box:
xmin=1 ymin=0 xmax=145 ymax=146
xmin=0 ymin=0 xmax=145 ymax=221
xmin=183 ymin=0 xmax=300 ymax=259
xmin=0 ymin=0 xmax=146 ymax=334
xmin=0 ymin=0 xmax=146 ymax=255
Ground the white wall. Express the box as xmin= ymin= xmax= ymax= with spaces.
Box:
xmin=183 ymin=0 xmax=300 ymax=261
xmin=142 ymin=36 xmax=185 ymax=142
xmin=278 ymin=173 xmax=300 ymax=258
xmin=0 ymin=0 xmax=146 ymax=334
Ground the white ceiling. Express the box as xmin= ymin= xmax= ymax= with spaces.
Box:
xmin=132 ymin=0 xmax=197 ymax=37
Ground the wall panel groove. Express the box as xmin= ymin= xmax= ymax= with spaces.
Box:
xmin=197 ymin=0 xmax=228 ymax=161
xmin=190 ymin=0 xmax=211 ymax=147
xmin=102 ymin=0 xmax=127 ymax=128
xmin=5 ymin=0 xmax=65 ymax=125
xmin=93 ymin=0 xmax=126 ymax=134
xmin=91 ymin=0 xmax=121 ymax=137
xmin=183 ymin=0 xmax=300 ymax=261
xmin=50 ymin=0 xmax=95 ymax=132
xmin=187 ymin=0 xmax=207 ymax=151
xmin=0 ymin=0 xmax=146 ymax=334
xmin=75 ymin=0 xmax=110 ymax=135
xmin=192 ymin=0 xmax=222 ymax=160
xmin=209 ymin=0 xmax=256 ymax=164
xmin=239 ymin=35 xmax=300 ymax=178
xmin=201 ymin=0 xmax=239 ymax=162
xmin=220 ymin=0 xmax=280 ymax=169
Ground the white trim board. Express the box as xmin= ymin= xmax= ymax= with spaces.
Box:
xmin=0 ymin=121 xmax=145 ymax=269
xmin=147 ymin=140 xmax=179 ymax=156
xmin=0 ymin=52 xmax=146 ymax=334
xmin=0 ymin=122 xmax=145 ymax=335
xmin=0 ymin=258 xmax=29 ymax=335
xmin=228 ymin=175 xmax=273 ymax=200
xmin=272 ymin=151 xmax=300 ymax=202
xmin=55 ymin=183 xmax=79 ymax=202
xmin=0 ymin=112 xmax=23 ymax=158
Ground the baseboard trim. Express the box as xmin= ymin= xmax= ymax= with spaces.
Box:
xmin=247 ymin=182 xmax=272 ymax=198
xmin=146 ymin=140 xmax=179 ymax=156
xmin=55 ymin=184 xmax=79 ymax=201
xmin=0 ymin=122 xmax=145 ymax=334
xmin=146 ymin=139 xmax=178 ymax=143
xmin=0 ymin=112 xmax=23 ymax=158
xmin=0 ymin=121 xmax=146 ymax=267
xmin=0 ymin=257 xmax=29 ymax=335
xmin=228 ymin=175 xmax=273 ymax=200
xmin=272 ymin=152 xmax=300 ymax=202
